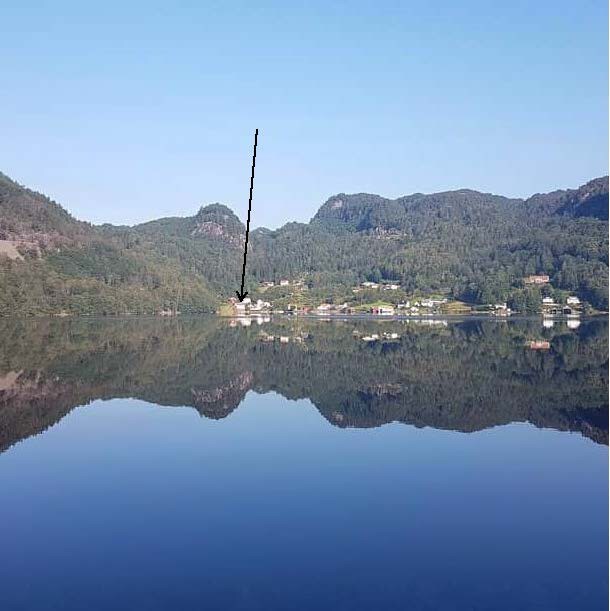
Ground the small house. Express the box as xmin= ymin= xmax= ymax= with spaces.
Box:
xmin=524 ymin=275 xmax=550 ymax=285
xmin=373 ymin=306 xmax=395 ymax=316
xmin=529 ymin=340 xmax=550 ymax=350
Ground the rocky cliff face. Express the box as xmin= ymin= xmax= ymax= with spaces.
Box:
xmin=191 ymin=203 xmax=245 ymax=246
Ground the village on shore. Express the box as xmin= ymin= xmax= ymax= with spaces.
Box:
xmin=221 ymin=274 xmax=587 ymax=353
xmin=219 ymin=274 xmax=587 ymax=320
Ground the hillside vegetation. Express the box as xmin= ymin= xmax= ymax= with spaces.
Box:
xmin=0 ymin=171 xmax=607 ymax=316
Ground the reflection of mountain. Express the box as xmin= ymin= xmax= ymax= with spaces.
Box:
xmin=191 ymin=371 xmax=254 ymax=418
xmin=0 ymin=317 xmax=607 ymax=452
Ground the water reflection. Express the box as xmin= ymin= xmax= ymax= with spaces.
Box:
xmin=0 ymin=316 xmax=607 ymax=452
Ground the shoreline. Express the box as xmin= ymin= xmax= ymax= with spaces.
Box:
xmin=0 ymin=311 xmax=606 ymax=322
xmin=220 ymin=311 xmax=608 ymax=322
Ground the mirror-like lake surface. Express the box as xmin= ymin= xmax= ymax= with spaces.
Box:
xmin=0 ymin=317 xmax=608 ymax=610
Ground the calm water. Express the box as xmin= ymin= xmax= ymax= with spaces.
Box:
xmin=0 ymin=316 xmax=608 ymax=610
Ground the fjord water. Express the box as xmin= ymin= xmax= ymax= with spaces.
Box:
xmin=0 ymin=317 xmax=607 ymax=610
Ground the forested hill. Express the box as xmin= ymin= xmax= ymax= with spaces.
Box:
xmin=0 ymin=171 xmax=608 ymax=316
xmin=311 ymin=177 xmax=609 ymax=232
xmin=249 ymin=176 xmax=609 ymax=308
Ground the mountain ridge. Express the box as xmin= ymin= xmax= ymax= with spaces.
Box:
xmin=0 ymin=171 xmax=608 ymax=316
xmin=2 ymin=170 xmax=607 ymax=234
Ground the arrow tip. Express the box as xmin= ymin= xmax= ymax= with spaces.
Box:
xmin=235 ymin=290 xmax=249 ymax=302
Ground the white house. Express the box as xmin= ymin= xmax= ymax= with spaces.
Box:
xmin=421 ymin=298 xmax=447 ymax=308
xmin=250 ymin=299 xmax=271 ymax=312
xmin=542 ymin=297 xmax=555 ymax=305
xmin=566 ymin=296 xmax=580 ymax=305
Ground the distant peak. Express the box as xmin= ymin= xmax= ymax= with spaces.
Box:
xmin=192 ymin=203 xmax=245 ymax=243
xmin=196 ymin=203 xmax=239 ymax=218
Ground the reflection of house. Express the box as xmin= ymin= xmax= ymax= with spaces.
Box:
xmin=524 ymin=275 xmax=550 ymax=285
xmin=382 ymin=332 xmax=400 ymax=340
xmin=362 ymin=334 xmax=379 ymax=342
xmin=415 ymin=319 xmax=448 ymax=326
xmin=491 ymin=303 xmax=511 ymax=317
xmin=567 ymin=319 xmax=581 ymax=329
xmin=529 ymin=340 xmax=550 ymax=350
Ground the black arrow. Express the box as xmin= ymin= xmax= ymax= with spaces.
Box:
xmin=236 ymin=128 xmax=259 ymax=302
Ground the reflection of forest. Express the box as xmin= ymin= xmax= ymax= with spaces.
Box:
xmin=0 ymin=316 xmax=607 ymax=452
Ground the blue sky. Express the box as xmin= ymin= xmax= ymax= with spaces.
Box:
xmin=1 ymin=0 xmax=607 ymax=228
